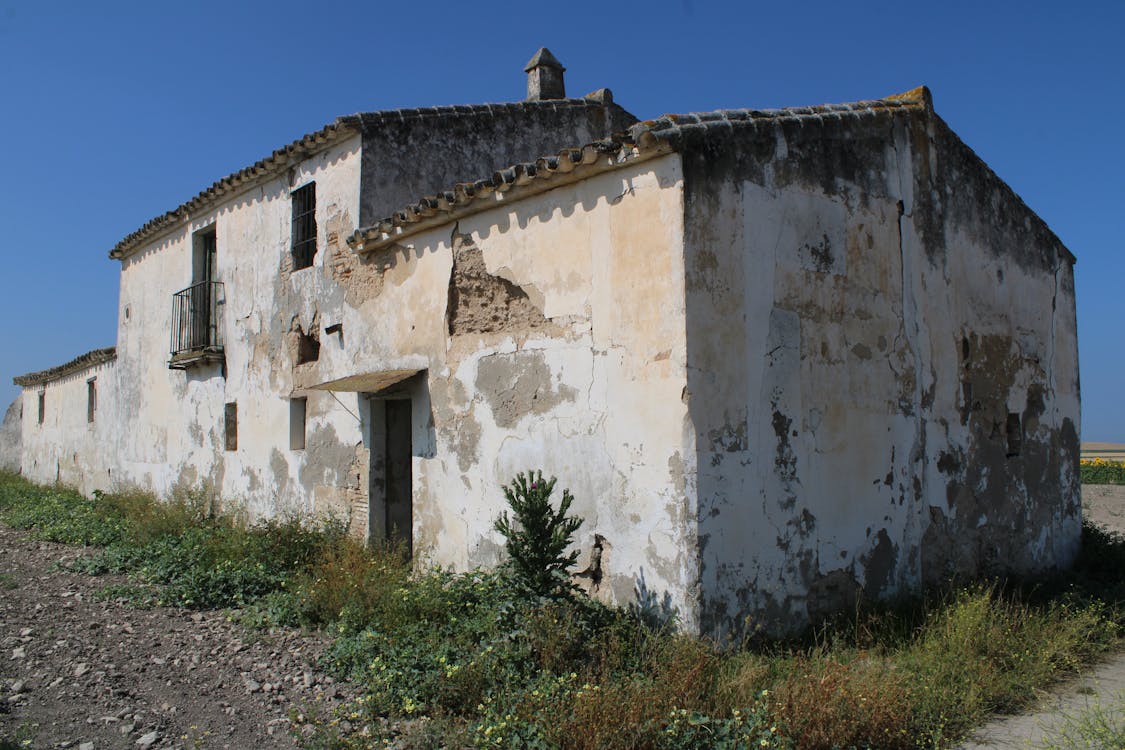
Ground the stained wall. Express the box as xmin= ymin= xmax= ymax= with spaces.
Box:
xmin=680 ymin=106 xmax=1080 ymax=636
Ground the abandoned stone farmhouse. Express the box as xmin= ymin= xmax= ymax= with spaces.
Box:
xmin=10 ymin=51 xmax=1080 ymax=635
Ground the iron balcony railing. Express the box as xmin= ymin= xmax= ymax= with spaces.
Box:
xmin=170 ymin=281 xmax=225 ymax=360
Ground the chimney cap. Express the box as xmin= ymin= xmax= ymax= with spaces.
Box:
xmin=524 ymin=47 xmax=565 ymax=73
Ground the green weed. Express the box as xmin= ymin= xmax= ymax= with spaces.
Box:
xmin=1040 ymin=690 xmax=1125 ymax=750
xmin=4 ymin=471 xmax=1125 ymax=750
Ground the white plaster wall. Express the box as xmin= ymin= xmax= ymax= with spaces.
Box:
xmin=67 ymin=138 xmax=696 ymax=628
xmin=684 ymin=114 xmax=1080 ymax=636
xmin=19 ymin=359 xmax=118 ymax=495
xmin=109 ymin=135 xmax=363 ymax=513
xmin=333 ymin=154 xmax=697 ymax=626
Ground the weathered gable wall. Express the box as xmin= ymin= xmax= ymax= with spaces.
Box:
xmin=680 ymin=106 xmax=1079 ymax=636
xmin=0 ymin=398 xmax=20 ymax=473
xmin=343 ymin=153 xmax=699 ymax=626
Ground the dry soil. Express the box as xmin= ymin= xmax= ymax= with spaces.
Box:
xmin=0 ymin=525 xmax=355 ymax=749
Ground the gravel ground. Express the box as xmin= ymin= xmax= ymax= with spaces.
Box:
xmin=0 ymin=524 xmax=355 ymax=749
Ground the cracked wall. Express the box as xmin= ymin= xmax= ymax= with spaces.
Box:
xmin=391 ymin=155 xmax=699 ymax=627
xmin=681 ymin=105 xmax=1079 ymax=637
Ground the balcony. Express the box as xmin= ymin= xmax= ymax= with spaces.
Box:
xmin=169 ymin=281 xmax=225 ymax=370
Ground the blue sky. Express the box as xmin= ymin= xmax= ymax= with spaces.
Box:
xmin=1 ymin=0 xmax=1122 ymax=440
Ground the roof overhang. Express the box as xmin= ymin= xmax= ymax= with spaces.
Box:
xmin=346 ymin=141 xmax=672 ymax=254
xmin=308 ymin=369 xmax=422 ymax=393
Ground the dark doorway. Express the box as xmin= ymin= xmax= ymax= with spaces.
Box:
xmin=190 ymin=229 xmax=217 ymax=350
xmin=384 ymin=399 xmax=413 ymax=556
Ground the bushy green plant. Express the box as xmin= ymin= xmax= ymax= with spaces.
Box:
xmin=494 ymin=471 xmax=583 ymax=598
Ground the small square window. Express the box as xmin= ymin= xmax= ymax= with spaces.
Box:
xmin=290 ymin=397 xmax=307 ymax=450
xmin=224 ymin=402 xmax=238 ymax=451
xmin=291 ymin=183 xmax=317 ymax=270
xmin=87 ymin=378 xmax=97 ymax=423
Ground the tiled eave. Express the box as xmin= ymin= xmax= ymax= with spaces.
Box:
xmin=107 ymin=121 xmax=359 ymax=261
xmin=106 ymin=95 xmax=623 ymax=263
xmin=347 ymin=139 xmax=673 ymax=254
xmin=13 ymin=347 xmax=117 ymax=388
xmin=348 ymin=88 xmax=935 ymax=254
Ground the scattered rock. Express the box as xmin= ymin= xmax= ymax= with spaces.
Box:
xmin=0 ymin=524 xmax=356 ymax=748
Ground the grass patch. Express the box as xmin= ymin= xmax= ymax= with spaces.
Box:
xmin=0 ymin=470 xmax=343 ymax=609
xmin=2 ymin=470 xmax=1124 ymax=749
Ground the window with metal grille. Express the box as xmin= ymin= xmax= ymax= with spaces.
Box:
xmin=291 ymin=183 xmax=317 ymax=270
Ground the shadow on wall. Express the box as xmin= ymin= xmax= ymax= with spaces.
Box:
xmin=0 ymin=398 xmax=22 ymax=473
xmin=630 ymin=568 xmax=680 ymax=631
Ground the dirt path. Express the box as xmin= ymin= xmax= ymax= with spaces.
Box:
xmin=0 ymin=525 xmax=354 ymax=749
xmin=956 ymin=484 xmax=1125 ymax=749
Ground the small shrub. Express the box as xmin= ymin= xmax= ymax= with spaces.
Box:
xmin=494 ymin=471 xmax=583 ymax=598
xmin=291 ymin=536 xmax=410 ymax=630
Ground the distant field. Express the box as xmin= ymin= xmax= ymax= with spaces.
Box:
xmin=1081 ymin=442 xmax=1125 ymax=461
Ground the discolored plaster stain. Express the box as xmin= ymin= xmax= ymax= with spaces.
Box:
xmin=806 ymin=568 xmax=861 ymax=624
xmin=667 ymin=452 xmax=688 ymax=494
xmin=270 ymin=448 xmax=290 ymax=498
xmin=297 ymin=423 xmax=355 ymax=492
xmin=451 ymin=412 xmax=483 ymax=473
xmin=175 ymin=465 xmax=199 ymax=490
xmin=188 ymin=420 xmax=204 ymax=447
xmin=771 ymin=408 xmax=798 ymax=487
xmin=861 ymin=528 xmax=897 ymax=596
xmin=475 ymin=350 xmax=577 ymax=429
xmin=799 ymin=232 xmax=835 ymax=274
xmin=708 ymin=414 xmax=747 ymax=453
xmin=429 ymin=377 xmax=482 ymax=473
